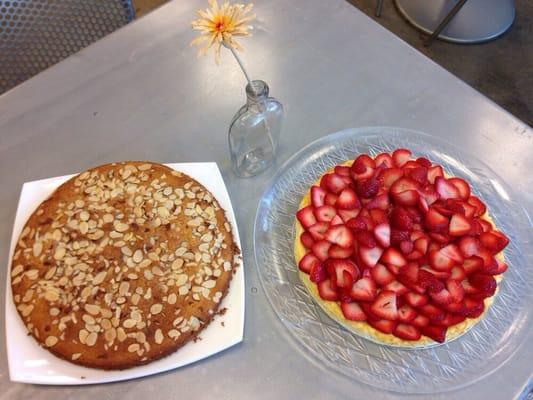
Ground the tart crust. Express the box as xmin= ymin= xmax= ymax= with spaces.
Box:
xmin=11 ymin=161 xmax=240 ymax=369
xmin=294 ymin=161 xmax=503 ymax=347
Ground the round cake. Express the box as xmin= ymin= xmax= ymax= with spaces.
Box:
xmin=10 ymin=161 xmax=240 ymax=369
xmin=293 ymin=150 xmax=509 ymax=347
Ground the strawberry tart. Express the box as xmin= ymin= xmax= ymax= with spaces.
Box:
xmin=294 ymin=149 xmax=509 ymax=346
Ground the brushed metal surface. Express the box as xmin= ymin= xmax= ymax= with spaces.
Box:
xmin=0 ymin=0 xmax=531 ymax=399
xmin=395 ymin=0 xmax=515 ymax=43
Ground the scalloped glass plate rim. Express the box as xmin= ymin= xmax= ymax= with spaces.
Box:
xmin=253 ymin=126 xmax=532 ymax=394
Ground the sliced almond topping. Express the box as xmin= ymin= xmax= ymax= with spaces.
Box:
xmin=25 ymin=269 xmax=39 ymax=280
xmin=123 ymin=319 xmax=136 ymax=329
xmin=71 ymin=353 xmax=82 ymax=360
xmin=150 ymin=304 xmax=163 ymax=315
xmin=32 ymin=242 xmax=43 ymax=258
xmin=114 ymin=221 xmax=129 ymax=233
xmin=93 ymin=271 xmax=107 ymax=285
xmin=168 ymin=329 xmax=180 ymax=339
xmin=53 ymin=246 xmax=66 ymax=260
xmin=79 ymin=211 xmax=90 ymax=221
xmin=133 ymin=250 xmax=143 ymax=264
xmin=45 ymin=336 xmax=58 ymax=347
xmin=85 ymin=332 xmax=98 ymax=347
xmin=84 ymin=304 xmax=100 ymax=316
xmin=128 ymin=343 xmax=140 ymax=353
xmin=11 ymin=264 xmax=24 ymax=277
xmin=138 ymin=163 xmax=152 ymax=171
xmin=167 ymin=293 xmax=177 ymax=305
xmin=78 ymin=329 xmax=89 ymax=344
xmin=155 ymin=329 xmax=164 ymax=344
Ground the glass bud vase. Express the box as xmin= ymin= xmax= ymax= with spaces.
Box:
xmin=228 ymin=80 xmax=283 ymax=178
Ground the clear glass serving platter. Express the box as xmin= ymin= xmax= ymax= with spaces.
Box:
xmin=253 ymin=127 xmax=532 ymax=394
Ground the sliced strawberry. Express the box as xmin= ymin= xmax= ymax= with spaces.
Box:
xmin=385 ymin=281 xmax=409 ymax=296
xmin=374 ymin=153 xmax=394 ymax=168
xmin=458 ymin=236 xmax=481 ymax=258
xmin=418 ymin=270 xmax=445 ymax=293
xmin=419 ymin=186 xmax=440 ymax=206
xmin=311 ymin=186 xmax=326 ymax=207
xmin=421 ymin=267 xmax=450 ymax=280
xmin=435 ymin=313 xmax=466 ymax=327
xmin=477 ymin=248 xmax=498 ymax=272
xmin=314 ymin=205 xmax=336 ymax=222
xmin=327 ymin=259 xmax=359 ymax=289
xmin=373 ymin=222 xmax=391 ymax=248
xmin=419 ymin=303 xmax=445 ymax=322
xmin=392 ymin=148 xmax=412 ymax=167
xmin=450 ymin=266 xmax=466 ymax=281
xmin=461 ymin=297 xmax=484 ymax=318
xmin=350 ymin=277 xmax=377 ymax=301
xmin=430 ymin=287 xmax=453 ymax=305
xmin=309 ymin=262 xmax=327 ymax=283
xmin=357 ymin=177 xmax=380 ymax=199
xmin=406 ymin=166 xmax=428 ymax=186
xmin=421 ymin=325 xmax=446 ymax=343
xmin=391 ymin=229 xmax=410 ymax=244
xmin=386 ymin=263 xmax=401 ymax=275
xmin=435 ymin=177 xmax=460 ymax=200
xmin=446 ymin=279 xmax=465 ymax=303
xmin=479 ymin=231 xmax=509 ymax=253
xmin=479 ymin=219 xmax=493 ymax=233
xmin=412 ymin=314 xmax=430 ymax=328
xmin=443 ymin=301 xmax=466 ymax=314
xmin=461 ymin=279 xmax=480 ymax=295
xmin=392 ymin=189 xmax=420 ymax=207
xmin=428 ymin=247 xmax=457 ymax=271
xmin=493 ymin=258 xmax=508 ymax=275
xmin=400 ymin=240 xmax=414 ymax=255
xmin=369 ymin=209 xmax=388 ymax=225
xmin=467 ymin=195 xmax=487 ymax=217
xmin=345 ymin=216 xmax=367 ymax=231
xmin=397 ymin=262 xmax=419 ymax=286
xmin=381 ymin=248 xmax=407 ymax=267
xmin=449 ymin=214 xmax=472 ymax=236
xmin=317 ymin=279 xmax=339 ymax=301
xmin=463 ymin=256 xmax=483 ymax=275
xmin=391 ymin=208 xmax=414 ymax=231
xmin=340 ymin=301 xmax=367 ymax=321
xmin=338 ymin=208 xmax=360 ymax=223
xmin=404 ymin=292 xmax=429 ymax=307
xmin=370 ymin=263 xmax=395 ymax=285
xmin=415 ymin=157 xmax=432 ymax=168
xmin=469 ymin=273 xmax=497 ymax=297
xmin=378 ymin=167 xmax=404 ymax=190
xmin=354 ymin=230 xmax=377 ymax=248
xmin=296 ymin=206 xmax=317 ymax=229
xmin=370 ymin=290 xmax=398 ymax=320
xmin=351 ymin=155 xmax=376 ymax=182
xmin=424 ymin=207 xmax=449 ymax=231
xmin=413 ymin=237 xmax=429 ymax=255
xmin=324 ymin=173 xmax=348 ymax=194
xmin=393 ymin=323 xmax=421 ymax=341
xmin=332 ymin=215 xmax=344 ymax=226
xmin=325 ymin=225 xmax=354 ymax=248
xmin=328 ymin=245 xmax=353 ymax=259
xmin=366 ymin=194 xmax=390 ymax=211
xmin=307 ymin=222 xmax=329 ymax=241
xmin=298 ymin=253 xmax=320 ymax=274
xmin=300 ymin=232 xmax=315 ymax=249
xmin=397 ymin=304 xmax=417 ymax=322
xmin=334 ymin=165 xmax=351 ymax=177
xmin=324 ymin=192 xmax=338 ymax=206
xmin=367 ymin=318 xmax=397 ymax=334
xmin=427 ymin=165 xmax=444 ymax=184
xmin=360 ymin=246 xmax=384 ymax=268
xmin=335 ymin=188 xmax=360 ymax=210
xmin=312 ymin=240 xmax=332 ymax=261
xmin=448 ymin=177 xmax=471 ymax=200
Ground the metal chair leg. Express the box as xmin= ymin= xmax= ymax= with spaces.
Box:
xmin=376 ymin=0 xmax=384 ymax=17
xmin=424 ymin=0 xmax=469 ymax=46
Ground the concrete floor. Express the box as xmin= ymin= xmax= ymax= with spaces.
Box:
xmin=346 ymin=0 xmax=533 ymax=125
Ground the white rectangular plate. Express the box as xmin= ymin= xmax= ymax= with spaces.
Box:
xmin=5 ymin=162 xmax=244 ymax=385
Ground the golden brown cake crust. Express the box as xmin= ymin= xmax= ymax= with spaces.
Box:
xmin=10 ymin=161 xmax=240 ymax=370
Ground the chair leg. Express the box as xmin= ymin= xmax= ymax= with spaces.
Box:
xmin=424 ymin=0 xmax=469 ymax=46
xmin=376 ymin=0 xmax=384 ymax=17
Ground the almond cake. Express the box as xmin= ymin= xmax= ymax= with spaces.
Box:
xmin=10 ymin=161 xmax=240 ymax=369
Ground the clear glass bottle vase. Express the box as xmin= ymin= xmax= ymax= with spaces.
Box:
xmin=228 ymin=80 xmax=283 ymax=178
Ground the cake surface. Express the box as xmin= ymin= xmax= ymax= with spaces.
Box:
xmin=293 ymin=151 xmax=508 ymax=346
xmin=11 ymin=161 xmax=240 ymax=369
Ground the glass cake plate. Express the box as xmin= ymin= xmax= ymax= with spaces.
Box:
xmin=253 ymin=127 xmax=532 ymax=394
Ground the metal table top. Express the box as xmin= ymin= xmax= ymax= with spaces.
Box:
xmin=0 ymin=0 xmax=531 ymax=398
